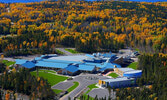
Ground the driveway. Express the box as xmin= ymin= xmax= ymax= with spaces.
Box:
xmin=56 ymin=48 xmax=84 ymax=56
xmin=115 ymin=48 xmax=132 ymax=58
xmin=56 ymin=48 xmax=73 ymax=56
xmin=59 ymin=74 xmax=109 ymax=100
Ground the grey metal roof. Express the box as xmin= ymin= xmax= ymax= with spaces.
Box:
xmin=101 ymin=77 xmax=134 ymax=82
xmin=117 ymin=68 xmax=134 ymax=72
xmin=42 ymin=59 xmax=81 ymax=64
xmin=124 ymin=70 xmax=142 ymax=74
xmin=49 ymin=55 xmax=87 ymax=62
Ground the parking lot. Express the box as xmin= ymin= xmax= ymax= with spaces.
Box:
xmin=52 ymin=81 xmax=74 ymax=90
xmin=88 ymin=88 xmax=116 ymax=99
xmin=59 ymin=74 xmax=109 ymax=100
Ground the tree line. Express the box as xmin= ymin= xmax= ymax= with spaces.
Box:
xmin=0 ymin=1 xmax=166 ymax=55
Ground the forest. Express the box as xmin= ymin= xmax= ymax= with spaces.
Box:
xmin=0 ymin=67 xmax=55 ymax=99
xmin=0 ymin=63 xmax=5 ymax=73
xmin=116 ymin=53 xmax=167 ymax=100
xmin=0 ymin=1 xmax=166 ymax=55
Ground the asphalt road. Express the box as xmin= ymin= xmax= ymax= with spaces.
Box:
xmin=3 ymin=48 xmax=133 ymax=62
xmin=59 ymin=74 xmax=109 ymax=100
xmin=3 ymin=54 xmax=41 ymax=61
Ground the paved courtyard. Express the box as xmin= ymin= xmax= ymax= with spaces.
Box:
xmin=52 ymin=81 xmax=74 ymax=90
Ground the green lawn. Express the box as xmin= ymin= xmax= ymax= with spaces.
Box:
xmin=39 ymin=70 xmax=57 ymax=74
xmin=2 ymin=60 xmax=15 ymax=66
xmin=128 ymin=62 xmax=138 ymax=70
xmin=108 ymin=73 xmax=119 ymax=78
xmin=85 ymin=84 xmax=98 ymax=94
xmin=31 ymin=71 xmax=68 ymax=86
xmin=135 ymin=48 xmax=139 ymax=52
xmin=67 ymin=82 xmax=79 ymax=93
xmin=53 ymin=89 xmax=62 ymax=94
xmin=56 ymin=49 xmax=65 ymax=55
xmin=65 ymin=49 xmax=79 ymax=54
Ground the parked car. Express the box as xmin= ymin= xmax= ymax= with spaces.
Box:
xmin=67 ymin=77 xmax=73 ymax=80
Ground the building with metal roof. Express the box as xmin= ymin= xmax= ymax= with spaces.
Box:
xmin=84 ymin=62 xmax=104 ymax=68
xmin=114 ymin=68 xmax=134 ymax=76
xmin=35 ymin=61 xmax=69 ymax=69
xmin=21 ymin=61 xmax=35 ymax=69
xmin=42 ymin=59 xmax=81 ymax=64
xmin=98 ymin=77 xmax=135 ymax=88
xmin=102 ymin=53 xmax=116 ymax=58
xmin=41 ymin=55 xmax=46 ymax=58
xmin=114 ymin=68 xmax=142 ymax=78
xmin=84 ymin=52 xmax=117 ymax=63
xmin=65 ymin=65 xmax=78 ymax=73
xmin=57 ymin=65 xmax=79 ymax=75
xmin=123 ymin=70 xmax=142 ymax=78
xmin=15 ymin=59 xmax=28 ymax=65
xmin=99 ymin=62 xmax=121 ymax=72
xmin=85 ymin=54 xmax=95 ymax=58
xmin=34 ymin=57 xmax=42 ymax=61
xmin=78 ymin=64 xmax=96 ymax=72
xmin=49 ymin=55 xmax=87 ymax=62
xmin=116 ymin=68 xmax=135 ymax=72
xmin=14 ymin=52 xmax=124 ymax=75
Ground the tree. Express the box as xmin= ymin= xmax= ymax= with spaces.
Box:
xmin=1 ymin=54 xmax=4 ymax=60
xmin=107 ymin=86 xmax=111 ymax=99
xmin=0 ymin=63 xmax=5 ymax=73
xmin=5 ymin=92 xmax=10 ymax=100
xmin=0 ymin=90 xmax=2 ymax=99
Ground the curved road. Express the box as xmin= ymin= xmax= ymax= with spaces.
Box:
xmin=59 ymin=74 xmax=108 ymax=100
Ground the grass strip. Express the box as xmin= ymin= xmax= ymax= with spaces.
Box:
xmin=67 ymin=82 xmax=79 ymax=93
